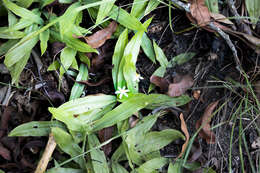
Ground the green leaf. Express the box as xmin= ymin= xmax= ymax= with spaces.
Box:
xmin=92 ymin=93 xmax=189 ymax=131
xmin=205 ymin=0 xmax=219 ymax=13
xmin=4 ymin=25 xmax=39 ymax=68
xmin=78 ymin=52 xmax=91 ymax=68
xmin=112 ymin=162 xmax=129 ymax=173
xmin=40 ymin=29 xmax=50 ymax=55
xmin=245 ymin=0 xmax=260 ymax=25
xmin=123 ymin=18 xmax=152 ymax=93
xmin=96 ymin=0 xmax=116 ymax=24
xmin=16 ymin=0 xmax=34 ymax=8
xmin=0 ymin=39 xmax=17 ymax=56
xmin=9 ymin=121 xmax=65 ymax=137
xmin=47 ymin=168 xmax=84 ymax=173
xmin=59 ymin=0 xmax=74 ymax=3
xmin=168 ymin=52 xmax=196 ymax=68
xmin=52 ymin=127 xmax=86 ymax=168
xmin=153 ymin=40 xmax=168 ymax=67
xmin=131 ymin=0 xmax=148 ymax=19
xmin=111 ymin=143 xmax=127 ymax=162
xmin=59 ymin=47 xmax=77 ymax=77
xmin=137 ymin=157 xmax=169 ymax=173
xmin=141 ymin=33 xmax=156 ymax=63
xmin=8 ymin=10 xmax=18 ymax=27
xmin=112 ymin=28 xmax=128 ymax=89
xmin=109 ymin=5 xmax=146 ymax=31
xmin=88 ymin=134 xmax=110 ymax=173
xmin=48 ymin=60 xmax=60 ymax=71
xmin=3 ymin=0 xmax=43 ymax=24
xmin=140 ymin=129 xmax=185 ymax=154
xmin=50 ymin=30 xmax=98 ymax=53
xmin=9 ymin=52 xmax=30 ymax=85
xmin=69 ymin=63 xmax=88 ymax=100
xmin=41 ymin=0 xmax=55 ymax=8
xmin=49 ymin=95 xmax=116 ymax=131
xmin=0 ymin=28 xmax=25 ymax=39
xmin=55 ymin=94 xmax=116 ymax=115
xmin=59 ymin=2 xmax=81 ymax=37
xmin=168 ymin=162 xmax=182 ymax=173
xmin=144 ymin=0 xmax=160 ymax=16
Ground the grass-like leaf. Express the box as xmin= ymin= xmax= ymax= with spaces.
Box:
xmin=39 ymin=29 xmax=49 ymax=55
xmin=141 ymin=33 xmax=156 ymax=63
xmin=112 ymin=28 xmax=128 ymax=89
xmin=47 ymin=168 xmax=84 ymax=173
xmin=4 ymin=25 xmax=39 ymax=68
xmin=245 ymin=0 xmax=260 ymax=25
xmin=144 ymin=0 xmax=160 ymax=16
xmin=205 ymin=0 xmax=219 ymax=13
xmin=69 ymin=63 xmax=88 ymax=100
xmin=131 ymin=0 xmax=148 ymax=19
xmin=59 ymin=47 xmax=77 ymax=77
xmin=96 ymin=0 xmax=116 ymax=24
xmin=3 ymin=0 xmax=43 ymax=24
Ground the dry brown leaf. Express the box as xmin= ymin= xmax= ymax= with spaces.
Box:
xmin=167 ymin=75 xmax=194 ymax=97
xmin=0 ymin=142 xmax=11 ymax=160
xmin=193 ymin=90 xmax=201 ymax=100
xmin=98 ymin=126 xmax=114 ymax=156
xmin=210 ymin=13 xmax=234 ymax=25
xmin=85 ymin=21 xmax=117 ymax=48
xmin=190 ymin=0 xmax=211 ymax=26
xmin=196 ymin=101 xmax=219 ymax=144
xmin=150 ymin=75 xmax=169 ymax=92
xmin=178 ymin=113 xmax=190 ymax=158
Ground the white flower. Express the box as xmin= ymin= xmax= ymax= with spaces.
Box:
xmin=115 ymin=86 xmax=130 ymax=99
xmin=133 ymin=73 xmax=144 ymax=82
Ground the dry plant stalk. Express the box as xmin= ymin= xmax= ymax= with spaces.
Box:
xmin=35 ymin=133 xmax=56 ymax=173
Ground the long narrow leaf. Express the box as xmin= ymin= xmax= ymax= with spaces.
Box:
xmin=3 ymin=0 xmax=43 ymax=24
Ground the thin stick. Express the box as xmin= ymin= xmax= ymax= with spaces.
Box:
xmin=35 ymin=133 xmax=56 ymax=173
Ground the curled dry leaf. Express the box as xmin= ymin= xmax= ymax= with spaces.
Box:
xmin=85 ymin=21 xmax=118 ymax=48
xmin=177 ymin=113 xmax=190 ymax=158
xmin=210 ymin=13 xmax=234 ymax=25
xmin=190 ymin=0 xmax=211 ymax=26
xmin=167 ymin=75 xmax=194 ymax=97
xmin=0 ymin=143 xmax=11 ymax=161
xmin=251 ymin=137 xmax=260 ymax=149
xmin=150 ymin=75 xmax=169 ymax=92
xmin=196 ymin=100 xmax=219 ymax=144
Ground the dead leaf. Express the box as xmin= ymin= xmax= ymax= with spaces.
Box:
xmin=196 ymin=101 xmax=219 ymax=144
xmin=210 ymin=13 xmax=234 ymax=25
xmin=178 ymin=113 xmax=190 ymax=158
xmin=193 ymin=90 xmax=201 ymax=100
xmin=167 ymin=75 xmax=194 ymax=97
xmin=0 ymin=142 xmax=11 ymax=160
xmin=98 ymin=126 xmax=114 ymax=156
xmin=150 ymin=75 xmax=169 ymax=92
xmin=251 ymin=137 xmax=260 ymax=149
xmin=85 ymin=21 xmax=117 ymax=48
xmin=0 ymin=106 xmax=13 ymax=138
xmin=190 ymin=0 xmax=211 ymax=26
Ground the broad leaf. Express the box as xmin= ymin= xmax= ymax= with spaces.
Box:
xmin=9 ymin=121 xmax=65 ymax=137
xmin=59 ymin=47 xmax=77 ymax=77
xmin=52 ymin=127 xmax=86 ymax=168
xmin=137 ymin=157 xmax=169 ymax=173
xmin=40 ymin=29 xmax=50 ymax=55
xmin=88 ymin=134 xmax=110 ymax=173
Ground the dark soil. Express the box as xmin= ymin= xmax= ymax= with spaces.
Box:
xmin=0 ymin=1 xmax=260 ymax=173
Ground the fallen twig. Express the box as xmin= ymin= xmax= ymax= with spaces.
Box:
xmin=35 ymin=133 xmax=56 ymax=173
